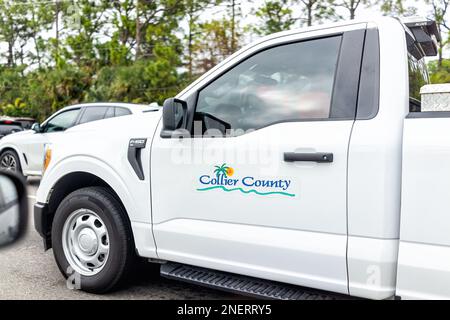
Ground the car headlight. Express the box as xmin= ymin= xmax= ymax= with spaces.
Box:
xmin=43 ymin=144 xmax=52 ymax=174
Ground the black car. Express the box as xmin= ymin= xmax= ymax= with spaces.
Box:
xmin=0 ymin=120 xmax=23 ymax=139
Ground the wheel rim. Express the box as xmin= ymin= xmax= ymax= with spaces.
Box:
xmin=62 ymin=209 xmax=110 ymax=276
xmin=0 ymin=154 xmax=17 ymax=171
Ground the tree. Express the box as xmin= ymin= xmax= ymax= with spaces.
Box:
xmin=379 ymin=0 xmax=417 ymax=16
xmin=192 ymin=18 xmax=242 ymax=73
xmin=27 ymin=3 xmax=55 ymax=69
xmin=184 ymin=0 xmax=217 ymax=80
xmin=252 ymin=0 xmax=297 ymax=35
xmin=336 ymin=0 xmax=369 ymax=20
xmin=300 ymin=0 xmax=339 ymax=27
xmin=62 ymin=0 xmax=112 ymax=70
xmin=427 ymin=0 xmax=450 ymax=67
xmin=134 ymin=0 xmax=184 ymax=60
xmin=0 ymin=0 xmax=28 ymax=67
xmin=428 ymin=59 xmax=450 ymax=83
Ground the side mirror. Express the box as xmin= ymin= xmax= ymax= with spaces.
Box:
xmin=31 ymin=123 xmax=41 ymax=133
xmin=0 ymin=170 xmax=27 ymax=249
xmin=161 ymin=98 xmax=188 ymax=138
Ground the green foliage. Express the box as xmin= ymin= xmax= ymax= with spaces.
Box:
xmin=252 ymin=0 xmax=297 ymax=35
xmin=379 ymin=0 xmax=417 ymax=16
xmin=428 ymin=59 xmax=450 ymax=84
xmin=0 ymin=98 xmax=28 ymax=117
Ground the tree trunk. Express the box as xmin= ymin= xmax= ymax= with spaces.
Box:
xmin=55 ymin=0 xmax=60 ymax=62
xmin=350 ymin=0 xmax=356 ymax=20
xmin=231 ymin=0 xmax=237 ymax=52
xmin=307 ymin=4 xmax=312 ymax=26
xmin=32 ymin=10 xmax=42 ymax=69
xmin=188 ymin=13 xmax=194 ymax=80
xmin=7 ymin=42 xmax=14 ymax=67
xmin=136 ymin=0 xmax=141 ymax=60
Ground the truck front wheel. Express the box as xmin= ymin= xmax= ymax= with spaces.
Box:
xmin=51 ymin=187 xmax=136 ymax=293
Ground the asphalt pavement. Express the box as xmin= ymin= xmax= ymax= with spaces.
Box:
xmin=0 ymin=177 xmax=237 ymax=300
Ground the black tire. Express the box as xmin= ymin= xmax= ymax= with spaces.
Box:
xmin=51 ymin=186 xmax=136 ymax=293
xmin=0 ymin=150 xmax=23 ymax=176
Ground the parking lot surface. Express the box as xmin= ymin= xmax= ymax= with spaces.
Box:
xmin=0 ymin=178 xmax=237 ymax=300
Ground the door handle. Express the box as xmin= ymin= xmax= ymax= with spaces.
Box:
xmin=284 ymin=152 xmax=333 ymax=163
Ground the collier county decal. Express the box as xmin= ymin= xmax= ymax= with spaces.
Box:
xmin=197 ymin=163 xmax=296 ymax=197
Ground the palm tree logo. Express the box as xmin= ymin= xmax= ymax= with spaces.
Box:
xmin=214 ymin=163 xmax=234 ymax=177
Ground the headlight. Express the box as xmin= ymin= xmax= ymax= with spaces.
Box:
xmin=43 ymin=144 xmax=52 ymax=174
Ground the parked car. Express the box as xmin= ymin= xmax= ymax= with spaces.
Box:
xmin=35 ymin=17 xmax=448 ymax=299
xmin=10 ymin=117 xmax=36 ymax=130
xmin=0 ymin=119 xmax=23 ymax=139
xmin=0 ymin=103 xmax=154 ymax=176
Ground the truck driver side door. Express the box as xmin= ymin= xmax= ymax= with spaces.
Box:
xmin=152 ymin=25 xmax=366 ymax=294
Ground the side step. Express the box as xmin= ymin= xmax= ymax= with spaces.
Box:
xmin=160 ymin=262 xmax=348 ymax=300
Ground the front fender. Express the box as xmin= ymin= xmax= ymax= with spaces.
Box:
xmin=37 ymin=155 xmax=151 ymax=225
xmin=37 ymin=155 xmax=158 ymax=259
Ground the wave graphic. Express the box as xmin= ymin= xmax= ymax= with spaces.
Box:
xmin=197 ymin=186 xmax=295 ymax=197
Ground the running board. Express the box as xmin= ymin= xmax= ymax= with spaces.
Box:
xmin=160 ymin=262 xmax=347 ymax=300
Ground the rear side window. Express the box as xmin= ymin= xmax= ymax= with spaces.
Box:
xmin=79 ymin=107 xmax=109 ymax=124
xmin=195 ymin=36 xmax=342 ymax=133
xmin=115 ymin=107 xmax=131 ymax=117
xmin=408 ymin=51 xmax=430 ymax=112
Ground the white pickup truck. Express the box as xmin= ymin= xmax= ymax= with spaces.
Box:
xmin=34 ymin=17 xmax=449 ymax=300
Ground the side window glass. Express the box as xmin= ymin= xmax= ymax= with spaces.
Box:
xmin=408 ymin=52 xmax=429 ymax=112
xmin=79 ymin=107 xmax=109 ymax=124
xmin=43 ymin=109 xmax=80 ymax=133
xmin=195 ymin=36 xmax=342 ymax=135
xmin=115 ymin=107 xmax=131 ymax=117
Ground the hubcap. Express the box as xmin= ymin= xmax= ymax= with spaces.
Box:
xmin=62 ymin=209 xmax=110 ymax=276
xmin=0 ymin=154 xmax=16 ymax=171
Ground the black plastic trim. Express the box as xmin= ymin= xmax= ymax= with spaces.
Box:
xmin=407 ymin=111 xmax=450 ymax=118
xmin=284 ymin=152 xmax=333 ymax=163
xmin=356 ymin=28 xmax=380 ymax=120
xmin=127 ymin=138 xmax=147 ymax=180
xmin=330 ymin=29 xmax=366 ymax=119
xmin=34 ymin=202 xmax=51 ymax=250
xmin=161 ymin=262 xmax=351 ymax=300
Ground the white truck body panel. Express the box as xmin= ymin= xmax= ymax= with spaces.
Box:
xmin=397 ymin=117 xmax=450 ymax=299
xmin=152 ymin=120 xmax=354 ymax=295
xmin=346 ymin=19 xmax=408 ymax=298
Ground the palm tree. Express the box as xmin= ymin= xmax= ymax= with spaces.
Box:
xmin=214 ymin=163 xmax=229 ymax=177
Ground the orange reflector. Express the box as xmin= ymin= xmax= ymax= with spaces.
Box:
xmin=43 ymin=148 xmax=52 ymax=173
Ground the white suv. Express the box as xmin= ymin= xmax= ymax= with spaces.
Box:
xmin=0 ymin=103 xmax=154 ymax=176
